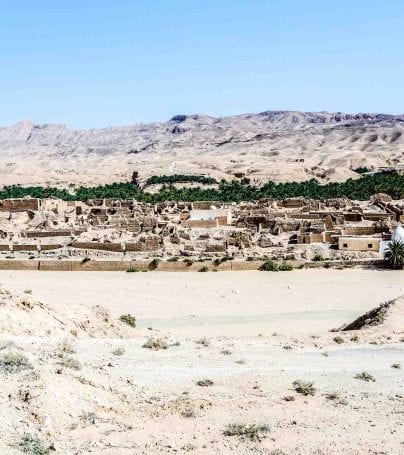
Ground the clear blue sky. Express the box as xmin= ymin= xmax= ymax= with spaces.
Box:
xmin=1 ymin=0 xmax=403 ymax=128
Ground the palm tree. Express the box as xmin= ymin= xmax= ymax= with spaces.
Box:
xmin=384 ymin=239 xmax=404 ymax=269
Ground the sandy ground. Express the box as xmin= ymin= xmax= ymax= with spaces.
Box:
xmin=0 ymin=269 xmax=403 ymax=336
xmin=0 ymin=269 xmax=402 ymax=454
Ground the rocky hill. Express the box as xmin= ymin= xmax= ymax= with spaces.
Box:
xmin=0 ymin=111 xmax=403 ymax=187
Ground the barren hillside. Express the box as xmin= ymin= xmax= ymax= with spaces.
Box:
xmin=0 ymin=111 xmax=403 ymax=187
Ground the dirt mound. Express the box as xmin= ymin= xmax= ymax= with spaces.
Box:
xmin=339 ymin=295 xmax=404 ymax=332
xmin=0 ymin=287 xmax=135 ymax=337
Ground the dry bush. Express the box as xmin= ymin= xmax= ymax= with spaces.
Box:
xmin=0 ymin=351 xmax=32 ymax=374
xmin=333 ymin=336 xmax=344 ymax=344
xmin=293 ymin=380 xmax=316 ymax=396
xmin=119 ymin=314 xmax=136 ymax=328
xmin=58 ymin=340 xmax=75 ymax=354
xmin=18 ymin=433 xmax=49 ymax=455
xmin=112 ymin=346 xmax=125 ymax=356
xmin=196 ymin=379 xmax=214 ymax=387
xmin=354 ymin=371 xmax=376 ymax=382
xmin=391 ymin=363 xmax=401 ymax=369
xmin=195 ymin=337 xmax=210 ymax=347
xmin=143 ymin=337 xmax=168 ymax=350
xmin=58 ymin=356 xmax=82 ymax=371
xmin=223 ymin=423 xmax=269 ymax=442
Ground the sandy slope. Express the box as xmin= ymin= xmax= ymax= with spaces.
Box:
xmin=0 ymin=111 xmax=403 ymax=187
xmin=0 ymin=270 xmax=402 ymax=454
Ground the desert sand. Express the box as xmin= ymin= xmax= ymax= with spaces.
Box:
xmin=0 ymin=269 xmax=403 ymax=454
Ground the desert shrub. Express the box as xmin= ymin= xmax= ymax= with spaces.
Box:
xmin=24 ymin=289 xmax=32 ymax=295
xmin=148 ymin=258 xmax=160 ymax=270
xmin=58 ymin=356 xmax=81 ymax=370
xmin=195 ymin=337 xmax=210 ymax=347
xmin=259 ymin=260 xmax=279 ymax=272
xmin=58 ymin=340 xmax=75 ymax=354
xmin=354 ymin=371 xmax=376 ymax=382
xmin=0 ymin=351 xmax=32 ymax=374
xmin=18 ymin=433 xmax=49 ymax=455
xmin=199 ymin=266 xmax=209 ymax=272
xmin=143 ymin=337 xmax=168 ymax=350
xmin=333 ymin=336 xmax=344 ymax=344
xmin=223 ymin=423 xmax=269 ymax=442
xmin=112 ymin=347 xmax=125 ymax=356
xmin=391 ymin=363 xmax=401 ymax=369
xmin=81 ymin=257 xmax=91 ymax=264
xmin=183 ymin=259 xmax=193 ymax=266
xmin=80 ymin=411 xmax=97 ymax=424
xmin=293 ymin=380 xmax=316 ymax=396
xmin=181 ymin=408 xmax=196 ymax=418
xmin=313 ymin=253 xmax=325 ymax=262
xmin=126 ymin=267 xmax=139 ymax=273
xmin=119 ymin=314 xmax=136 ymax=328
xmin=167 ymin=256 xmax=179 ymax=262
xmin=220 ymin=349 xmax=232 ymax=355
xmin=196 ymin=379 xmax=214 ymax=387
xmin=278 ymin=262 xmax=293 ymax=271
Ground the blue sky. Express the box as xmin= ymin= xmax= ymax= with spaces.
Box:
xmin=1 ymin=0 xmax=403 ymax=128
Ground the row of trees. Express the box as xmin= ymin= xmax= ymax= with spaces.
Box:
xmin=0 ymin=172 xmax=403 ymax=202
xmin=145 ymin=174 xmax=218 ymax=186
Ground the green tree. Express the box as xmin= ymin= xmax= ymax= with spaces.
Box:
xmin=384 ymin=239 xmax=404 ymax=269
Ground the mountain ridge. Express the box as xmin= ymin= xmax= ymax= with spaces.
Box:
xmin=0 ymin=110 xmax=403 ymax=188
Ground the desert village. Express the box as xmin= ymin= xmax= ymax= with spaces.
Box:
xmin=0 ymin=194 xmax=403 ymax=266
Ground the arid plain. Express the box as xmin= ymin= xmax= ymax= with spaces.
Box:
xmin=0 ymin=268 xmax=402 ymax=454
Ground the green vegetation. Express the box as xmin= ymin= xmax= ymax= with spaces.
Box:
xmin=0 ymin=352 xmax=32 ymax=374
xmin=353 ymin=167 xmax=371 ymax=174
xmin=198 ymin=266 xmax=209 ymax=272
xmin=126 ymin=267 xmax=140 ymax=273
xmin=313 ymin=253 xmax=325 ymax=262
xmin=18 ymin=433 xmax=50 ymax=455
xmin=146 ymin=174 xmax=217 ymax=186
xmin=383 ymin=239 xmax=404 ymax=269
xmin=1 ymin=172 xmax=403 ymax=202
xmin=119 ymin=314 xmax=137 ymax=328
xmin=293 ymin=380 xmax=316 ymax=396
xmin=223 ymin=423 xmax=269 ymax=442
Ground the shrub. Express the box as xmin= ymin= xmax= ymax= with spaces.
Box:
xmin=58 ymin=356 xmax=82 ymax=371
xmin=259 ymin=260 xmax=279 ymax=272
xmin=143 ymin=337 xmax=168 ymax=350
xmin=181 ymin=408 xmax=196 ymax=418
xmin=293 ymin=380 xmax=316 ymax=396
xmin=199 ymin=266 xmax=209 ymax=272
xmin=183 ymin=259 xmax=193 ymax=266
xmin=195 ymin=337 xmax=210 ymax=347
xmin=391 ymin=363 xmax=401 ymax=369
xmin=313 ymin=253 xmax=325 ymax=262
xmin=333 ymin=336 xmax=344 ymax=344
xmin=354 ymin=371 xmax=376 ymax=382
xmin=148 ymin=258 xmax=160 ymax=270
xmin=112 ymin=347 xmax=125 ymax=356
xmin=223 ymin=423 xmax=269 ymax=442
xmin=81 ymin=257 xmax=91 ymax=264
xmin=18 ymin=433 xmax=49 ymax=455
xmin=58 ymin=340 xmax=75 ymax=354
xmin=126 ymin=267 xmax=140 ymax=273
xmin=119 ymin=314 xmax=136 ymax=328
xmin=167 ymin=256 xmax=179 ymax=262
xmin=278 ymin=262 xmax=293 ymax=271
xmin=0 ymin=352 xmax=32 ymax=374
xmin=196 ymin=379 xmax=214 ymax=387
